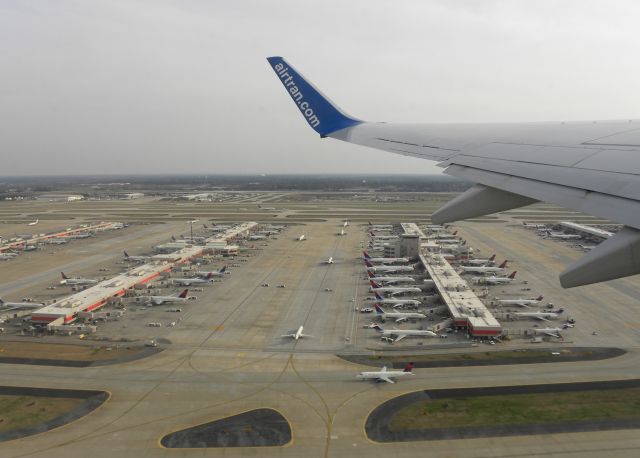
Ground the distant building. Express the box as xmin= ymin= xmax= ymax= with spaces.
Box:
xmin=121 ymin=192 xmax=144 ymax=200
xmin=36 ymin=194 xmax=84 ymax=202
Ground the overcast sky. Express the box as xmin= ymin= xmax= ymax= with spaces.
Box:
xmin=1 ymin=0 xmax=639 ymax=176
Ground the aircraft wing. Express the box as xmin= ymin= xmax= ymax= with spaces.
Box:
xmin=394 ymin=317 xmax=408 ymax=323
xmin=267 ymin=56 xmax=640 ymax=288
xmin=378 ymin=376 xmax=395 ymax=384
xmin=393 ymin=334 xmax=407 ymax=342
xmin=532 ymin=315 xmax=550 ymax=322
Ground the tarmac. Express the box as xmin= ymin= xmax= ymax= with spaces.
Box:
xmin=0 ymin=195 xmax=639 ymax=457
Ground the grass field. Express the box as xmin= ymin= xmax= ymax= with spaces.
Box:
xmin=389 ymin=387 xmax=640 ymax=431
xmin=0 ymin=341 xmax=143 ymax=362
xmin=0 ymin=395 xmax=85 ymax=433
xmin=369 ymin=349 xmax=594 ymax=365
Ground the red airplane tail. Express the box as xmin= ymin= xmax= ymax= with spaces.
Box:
xmin=403 ymin=362 xmax=414 ymax=372
xmin=499 ymin=260 xmax=508 ymax=268
xmin=60 ymin=272 xmax=68 ymax=279
xmin=508 ymin=271 xmax=517 ymax=279
xmin=489 ymin=254 xmax=496 ymax=262
xmin=178 ymin=289 xmax=189 ymax=298
xmin=369 ymin=279 xmax=380 ymax=288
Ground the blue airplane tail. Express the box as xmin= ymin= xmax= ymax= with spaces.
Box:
xmin=266 ymin=56 xmax=361 ymax=137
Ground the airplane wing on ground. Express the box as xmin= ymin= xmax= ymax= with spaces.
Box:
xmin=393 ymin=334 xmax=407 ymax=342
xmin=532 ymin=316 xmax=550 ymax=322
xmin=542 ymin=331 xmax=562 ymax=338
xmin=378 ymin=376 xmax=394 ymax=384
xmin=267 ymin=56 xmax=640 ymax=288
xmin=394 ymin=317 xmax=408 ymax=323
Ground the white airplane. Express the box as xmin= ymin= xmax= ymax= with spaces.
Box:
xmin=464 ymin=254 xmax=496 ymax=266
xmin=515 ymin=308 xmax=564 ymax=321
xmin=523 ymin=222 xmax=547 ymax=229
xmin=369 ymin=280 xmax=421 ymax=296
xmin=366 ymin=272 xmax=415 ymax=284
xmin=544 ymin=230 xmax=582 ymax=240
xmin=496 ymin=295 xmax=544 ymax=307
xmin=343 ymin=221 xmax=349 ymax=227
xmin=267 ymin=56 xmax=640 ymax=288
xmin=338 ymin=228 xmax=346 ymax=236
xmin=297 ymin=235 xmax=306 ymax=241
xmin=147 ymin=289 xmax=189 ymax=306
xmin=123 ymin=251 xmax=150 ymax=262
xmin=365 ymin=260 xmax=414 ymax=273
xmin=363 ymin=251 xmax=409 ymax=264
xmin=356 ymin=362 xmax=414 ymax=384
xmin=0 ymin=253 xmax=17 ymax=261
xmin=324 ymin=257 xmax=334 ymax=264
xmin=194 ymin=266 xmax=227 ymax=277
xmin=27 ymin=219 xmax=39 ymax=226
xmin=373 ymin=304 xmax=425 ymax=323
xmin=172 ymin=273 xmax=214 ymax=286
xmin=249 ymin=235 xmax=267 ymax=240
xmin=281 ymin=325 xmax=311 ymax=340
xmin=533 ymin=327 xmax=564 ymax=338
xmin=373 ymin=293 xmax=421 ymax=307
xmin=578 ymin=244 xmax=597 ymax=251
xmin=372 ymin=324 xmax=437 ymax=342
xmin=474 ymin=271 xmax=517 ymax=285
xmin=258 ymin=205 xmax=277 ymax=211
xmin=433 ymin=231 xmax=458 ymax=239
xmin=60 ymin=272 xmax=97 ymax=286
xmin=460 ymin=260 xmax=508 ymax=274
xmin=0 ymin=298 xmax=45 ymax=311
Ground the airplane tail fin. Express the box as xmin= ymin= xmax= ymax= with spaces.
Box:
xmin=367 ymin=271 xmax=374 ymax=278
xmin=508 ymin=271 xmax=517 ymax=279
xmin=178 ymin=289 xmax=189 ymax=298
xmin=403 ymin=362 xmax=414 ymax=372
xmin=374 ymin=304 xmax=384 ymax=314
xmin=61 ymin=272 xmax=68 ymax=279
xmin=499 ymin=260 xmax=508 ymax=268
xmin=220 ymin=266 xmax=227 ymax=273
xmin=124 ymin=251 xmax=129 ymax=258
xmin=365 ymin=260 xmax=374 ymax=268
xmin=374 ymin=292 xmax=384 ymax=302
xmin=453 ymin=231 xmax=458 ymax=235
xmin=363 ymin=251 xmax=370 ymax=259
xmin=489 ymin=254 xmax=496 ymax=262
xmin=369 ymin=280 xmax=380 ymax=288
xmin=266 ymin=56 xmax=362 ymax=137
xmin=536 ymin=295 xmax=544 ymax=301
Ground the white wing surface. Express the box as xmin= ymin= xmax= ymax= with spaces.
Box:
xmin=267 ymin=56 xmax=640 ymax=288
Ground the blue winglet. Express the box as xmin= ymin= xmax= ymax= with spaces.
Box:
xmin=267 ymin=56 xmax=362 ymax=137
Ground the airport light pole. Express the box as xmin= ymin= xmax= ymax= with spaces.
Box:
xmin=190 ymin=219 xmax=199 ymax=241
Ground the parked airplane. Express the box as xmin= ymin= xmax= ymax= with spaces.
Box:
xmin=460 ymin=260 xmax=507 ymax=274
xmin=465 ymin=254 xmax=496 ymax=266
xmin=172 ymin=273 xmax=214 ymax=286
xmin=281 ymin=325 xmax=311 ymax=340
xmin=373 ymin=292 xmax=421 ymax=307
xmin=363 ymin=251 xmax=409 ymax=264
xmin=473 ymin=271 xmax=517 ymax=285
xmin=544 ymin=230 xmax=582 ymax=240
xmin=496 ymin=295 xmax=544 ymax=307
xmin=267 ymin=56 xmax=640 ymax=288
xmin=60 ymin=272 xmax=97 ymax=286
xmin=533 ymin=327 xmax=564 ymax=338
xmin=249 ymin=235 xmax=267 ymax=240
xmin=147 ymin=289 xmax=189 ymax=306
xmin=356 ymin=362 xmax=414 ymax=383
xmin=258 ymin=205 xmax=277 ymax=211
xmin=0 ymin=253 xmax=17 ymax=261
xmin=27 ymin=219 xmax=38 ymax=226
xmin=338 ymin=228 xmax=346 ymax=236
xmin=365 ymin=260 xmax=414 ymax=273
xmin=0 ymin=298 xmax=44 ymax=311
xmin=578 ymin=244 xmax=597 ymax=251
xmin=515 ymin=309 xmax=564 ymax=321
xmin=366 ymin=272 xmax=415 ymax=284
xmin=373 ymin=304 xmax=425 ymax=323
xmin=369 ymin=280 xmax=421 ymax=296
xmin=433 ymin=231 xmax=458 ymax=239
xmin=123 ymin=251 xmax=150 ymax=262
xmin=324 ymin=257 xmax=334 ymax=264
xmin=297 ymin=235 xmax=306 ymax=241
xmin=195 ymin=266 xmax=227 ymax=277
xmin=343 ymin=221 xmax=349 ymax=227
xmin=372 ymin=324 xmax=437 ymax=342
xmin=523 ymin=222 xmax=547 ymax=229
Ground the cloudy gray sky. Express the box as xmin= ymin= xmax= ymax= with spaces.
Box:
xmin=1 ymin=0 xmax=639 ymax=176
